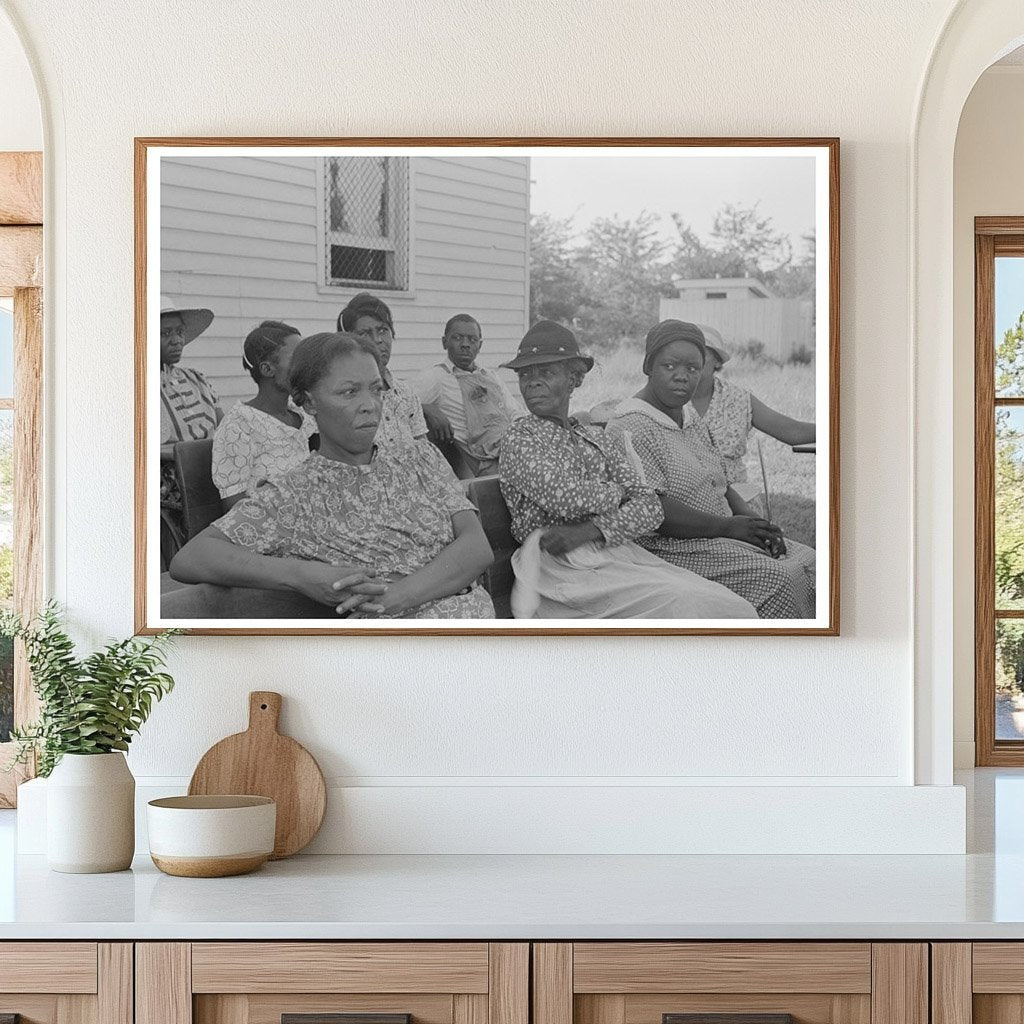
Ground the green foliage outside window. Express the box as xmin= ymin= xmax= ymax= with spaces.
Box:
xmin=995 ymin=312 xmax=1024 ymax=696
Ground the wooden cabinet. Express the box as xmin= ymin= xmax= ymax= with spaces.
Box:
xmin=0 ymin=938 xmax=954 ymax=1024
xmin=135 ymin=944 xmax=528 ymax=1024
xmin=932 ymin=943 xmax=1024 ymax=1024
xmin=0 ymin=943 xmax=132 ymax=1024
xmin=532 ymin=943 xmax=928 ymax=1024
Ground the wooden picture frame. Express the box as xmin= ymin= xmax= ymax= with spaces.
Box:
xmin=135 ymin=137 xmax=839 ymax=636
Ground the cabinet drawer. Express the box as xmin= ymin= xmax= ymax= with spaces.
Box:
xmin=534 ymin=943 xmax=926 ymax=1024
xmin=191 ymin=943 xmax=491 ymax=994
xmin=0 ymin=942 xmax=99 ymax=993
xmin=139 ymin=942 xmax=528 ymax=1024
xmin=572 ymin=944 xmax=872 ymax=994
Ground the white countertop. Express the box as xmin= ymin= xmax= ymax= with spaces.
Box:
xmin=0 ymin=849 xmax=1023 ymax=940
xmin=1 ymin=769 xmax=1021 ymax=941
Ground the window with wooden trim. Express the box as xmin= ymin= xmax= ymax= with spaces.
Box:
xmin=976 ymin=218 xmax=1024 ymax=764
xmin=0 ymin=151 xmax=44 ymax=806
xmin=321 ymin=156 xmax=410 ymax=291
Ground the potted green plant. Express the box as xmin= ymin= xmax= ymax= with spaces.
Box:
xmin=2 ymin=602 xmax=179 ymax=873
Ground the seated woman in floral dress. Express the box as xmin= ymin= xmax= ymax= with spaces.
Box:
xmin=211 ymin=320 xmax=318 ymax=508
xmin=690 ymin=323 xmax=816 ymax=485
xmin=607 ymin=320 xmax=816 ymax=619
xmin=497 ymin=320 xmax=757 ymax=621
xmin=171 ymin=332 xmax=495 ymax=619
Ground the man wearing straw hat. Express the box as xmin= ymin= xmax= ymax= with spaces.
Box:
xmin=159 ymin=296 xmax=222 ymax=566
xmin=160 ymin=296 xmax=221 ymax=450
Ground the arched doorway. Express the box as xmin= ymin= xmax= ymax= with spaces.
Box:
xmin=913 ymin=0 xmax=1024 ymax=784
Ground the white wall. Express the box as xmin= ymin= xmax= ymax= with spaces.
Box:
xmin=0 ymin=10 xmax=39 ymax=151
xmin=0 ymin=0 xmax=976 ymax=852
xmin=952 ymin=66 xmax=1024 ymax=768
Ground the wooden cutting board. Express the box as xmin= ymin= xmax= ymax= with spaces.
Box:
xmin=188 ymin=691 xmax=327 ymax=859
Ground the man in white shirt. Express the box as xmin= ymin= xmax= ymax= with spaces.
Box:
xmin=416 ymin=314 xmax=521 ymax=478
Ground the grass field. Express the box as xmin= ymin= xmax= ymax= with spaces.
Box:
xmin=569 ymin=340 xmax=818 ymax=547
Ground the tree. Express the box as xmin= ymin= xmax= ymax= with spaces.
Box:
xmin=709 ymin=202 xmax=793 ymax=274
xmin=994 ymin=313 xmax=1024 ymax=693
xmin=573 ymin=212 xmax=672 ymax=347
xmin=528 ymin=202 xmax=814 ymax=346
xmin=997 ymin=309 xmax=1024 ymax=396
xmin=996 ymin=411 xmax=1024 ymax=602
xmin=995 ymin=313 xmax=1024 ymax=615
xmin=528 ymin=213 xmax=590 ymax=325
xmin=669 ymin=203 xmax=814 ymax=302
xmin=768 ymin=231 xmax=816 ymax=300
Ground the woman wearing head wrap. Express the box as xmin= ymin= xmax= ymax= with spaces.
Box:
xmin=607 ymin=320 xmax=816 ymax=619
xmin=337 ymin=292 xmax=428 ymax=449
xmin=171 ymin=331 xmax=495 ymax=619
xmin=497 ymin=321 xmax=757 ymax=620
xmin=211 ymin=320 xmax=318 ymax=508
xmin=691 ymin=323 xmax=815 ymax=484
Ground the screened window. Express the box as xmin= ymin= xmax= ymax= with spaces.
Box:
xmin=322 ymin=157 xmax=410 ymax=291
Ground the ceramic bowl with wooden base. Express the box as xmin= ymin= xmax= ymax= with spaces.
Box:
xmin=147 ymin=795 xmax=276 ymax=877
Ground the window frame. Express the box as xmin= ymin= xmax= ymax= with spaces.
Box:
xmin=975 ymin=217 xmax=1024 ymax=765
xmin=0 ymin=152 xmax=44 ymax=807
xmin=314 ymin=155 xmax=413 ymax=295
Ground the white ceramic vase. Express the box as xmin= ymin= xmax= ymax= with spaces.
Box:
xmin=46 ymin=752 xmax=135 ymax=873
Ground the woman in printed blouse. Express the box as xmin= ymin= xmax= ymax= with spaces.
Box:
xmin=336 ymin=292 xmax=428 ymax=449
xmin=171 ymin=332 xmax=495 ymax=619
xmin=211 ymin=320 xmax=318 ymax=508
xmin=497 ymin=320 xmax=757 ymax=620
xmin=607 ymin=320 xmax=816 ymax=619
xmin=691 ymin=324 xmax=815 ymax=484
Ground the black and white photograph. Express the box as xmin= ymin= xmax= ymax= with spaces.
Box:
xmin=137 ymin=139 xmax=838 ymax=635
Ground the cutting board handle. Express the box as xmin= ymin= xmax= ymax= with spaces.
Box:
xmin=248 ymin=691 xmax=282 ymax=734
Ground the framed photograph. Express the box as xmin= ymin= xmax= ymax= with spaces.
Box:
xmin=135 ymin=137 xmax=838 ymax=636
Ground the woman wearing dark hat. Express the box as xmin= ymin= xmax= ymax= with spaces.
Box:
xmin=337 ymin=292 xmax=427 ymax=449
xmin=497 ymin=320 xmax=757 ymax=620
xmin=691 ymin=323 xmax=815 ymax=484
xmin=159 ymin=296 xmax=222 ymax=566
xmin=607 ymin=320 xmax=816 ymax=619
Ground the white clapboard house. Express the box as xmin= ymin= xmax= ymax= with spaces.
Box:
xmin=160 ymin=154 xmax=530 ymax=410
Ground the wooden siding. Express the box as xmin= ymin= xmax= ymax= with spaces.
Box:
xmin=160 ymin=154 xmax=529 ymax=409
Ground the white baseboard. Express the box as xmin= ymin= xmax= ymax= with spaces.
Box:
xmin=17 ymin=778 xmax=967 ymax=856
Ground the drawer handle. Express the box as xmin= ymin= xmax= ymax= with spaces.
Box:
xmin=283 ymin=1016 xmax=411 ymax=1024
xmin=664 ymin=1016 xmax=795 ymax=1024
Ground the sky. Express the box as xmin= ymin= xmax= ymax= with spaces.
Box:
xmin=996 ymin=257 xmax=1024 ymax=339
xmin=0 ymin=310 xmax=13 ymax=397
xmin=528 ymin=153 xmax=818 ymax=252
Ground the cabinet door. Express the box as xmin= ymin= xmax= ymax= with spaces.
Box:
xmin=0 ymin=943 xmax=131 ymax=1024
xmin=942 ymin=942 xmax=1024 ymax=1024
xmin=137 ymin=943 xmax=528 ymax=1024
xmin=534 ymin=944 xmax=928 ymax=1024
